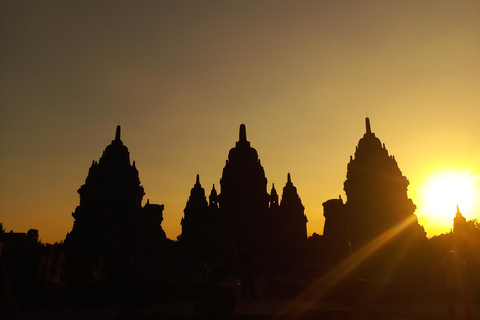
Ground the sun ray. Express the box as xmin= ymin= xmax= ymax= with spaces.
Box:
xmin=416 ymin=169 xmax=480 ymax=230
xmin=273 ymin=215 xmax=418 ymax=319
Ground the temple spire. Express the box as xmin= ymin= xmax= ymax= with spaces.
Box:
xmin=365 ymin=117 xmax=371 ymax=134
xmin=287 ymin=172 xmax=292 ymax=184
xmin=195 ymin=174 xmax=200 ymax=186
xmin=239 ymin=124 xmax=247 ymax=142
xmin=271 ymin=183 xmax=277 ymax=195
xmin=115 ymin=125 xmax=121 ymax=141
xmin=209 ymin=184 xmax=218 ymax=207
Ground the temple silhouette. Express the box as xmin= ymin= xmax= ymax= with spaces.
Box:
xmin=7 ymin=118 xmax=480 ymax=319
xmin=62 ymin=119 xmax=427 ymax=284
xmin=179 ymin=124 xmax=307 ymax=277
xmin=323 ymin=118 xmax=427 ymax=277
xmin=64 ymin=126 xmax=169 ymax=285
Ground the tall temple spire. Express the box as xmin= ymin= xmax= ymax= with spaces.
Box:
xmin=209 ymin=184 xmax=218 ymax=208
xmin=195 ymin=174 xmax=200 ymax=186
xmin=365 ymin=117 xmax=371 ymax=134
xmin=279 ymin=172 xmax=307 ymax=247
xmin=239 ymin=124 xmax=247 ymax=142
xmin=115 ymin=125 xmax=121 ymax=141
xmin=234 ymin=123 xmax=251 ymax=148
xmin=271 ymin=183 xmax=278 ymax=198
xmin=270 ymin=183 xmax=279 ymax=207
xmin=454 ymin=204 xmax=467 ymax=234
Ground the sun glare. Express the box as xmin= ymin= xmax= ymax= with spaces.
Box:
xmin=417 ymin=169 xmax=480 ymax=228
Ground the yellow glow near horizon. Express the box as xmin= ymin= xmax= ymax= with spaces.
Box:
xmin=416 ymin=169 xmax=480 ymax=230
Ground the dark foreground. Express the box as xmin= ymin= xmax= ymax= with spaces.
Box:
xmin=15 ymin=278 xmax=480 ymax=320
xmin=19 ymin=299 xmax=480 ymax=320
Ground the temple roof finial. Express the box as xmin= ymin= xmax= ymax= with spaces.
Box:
xmin=456 ymin=205 xmax=461 ymax=215
xmin=239 ymin=124 xmax=247 ymax=142
xmin=365 ymin=117 xmax=371 ymax=134
xmin=195 ymin=174 xmax=200 ymax=186
xmin=115 ymin=125 xmax=121 ymax=141
xmin=287 ymin=172 xmax=292 ymax=184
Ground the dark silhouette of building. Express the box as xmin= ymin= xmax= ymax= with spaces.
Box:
xmin=323 ymin=196 xmax=350 ymax=267
xmin=266 ymin=184 xmax=281 ymax=262
xmin=324 ymin=118 xmax=427 ymax=278
xmin=452 ymin=206 xmax=474 ymax=263
xmin=65 ymin=126 xmax=168 ymax=285
xmin=218 ymin=124 xmax=270 ymax=258
xmin=278 ymin=173 xmax=308 ymax=261
xmin=453 ymin=205 xmax=467 ymax=235
xmin=179 ymin=125 xmax=308 ymax=271
xmin=0 ymin=227 xmax=43 ymax=312
xmin=344 ymin=118 xmax=424 ymax=247
xmin=181 ymin=174 xmax=209 ymax=245
xmin=180 ymin=174 xmax=216 ymax=266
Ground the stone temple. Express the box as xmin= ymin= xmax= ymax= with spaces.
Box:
xmin=323 ymin=118 xmax=427 ymax=276
xmin=65 ymin=126 xmax=168 ymax=285
xmin=180 ymin=124 xmax=308 ymax=269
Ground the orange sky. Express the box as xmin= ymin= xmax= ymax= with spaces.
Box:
xmin=1 ymin=1 xmax=480 ymax=244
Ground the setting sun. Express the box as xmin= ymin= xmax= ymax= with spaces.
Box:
xmin=416 ymin=169 xmax=480 ymax=233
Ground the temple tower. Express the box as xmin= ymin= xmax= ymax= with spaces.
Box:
xmin=65 ymin=126 xmax=167 ymax=285
xmin=219 ymin=124 xmax=269 ymax=255
xmin=76 ymin=125 xmax=145 ymax=210
xmin=344 ymin=118 xmax=423 ymax=247
xmin=209 ymin=184 xmax=219 ymax=210
xmin=322 ymin=196 xmax=350 ymax=266
xmin=181 ymin=174 xmax=209 ymax=243
xmin=453 ymin=205 xmax=469 ymax=254
xmin=180 ymin=174 xmax=212 ymax=260
xmin=453 ymin=205 xmax=467 ymax=235
xmin=279 ymin=173 xmax=308 ymax=246
xmin=269 ymin=184 xmax=279 ymax=209
xmin=343 ymin=118 xmax=426 ymax=277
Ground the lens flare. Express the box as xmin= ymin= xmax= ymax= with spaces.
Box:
xmin=274 ymin=215 xmax=418 ymax=319
xmin=416 ymin=169 xmax=480 ymax=225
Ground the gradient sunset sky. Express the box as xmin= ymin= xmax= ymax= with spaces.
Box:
xmin=1 ymin=1 xmax=479 ymax=244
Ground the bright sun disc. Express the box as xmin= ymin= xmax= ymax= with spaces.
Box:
xmin=418 ymin=169 xmax=479 ymax=222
